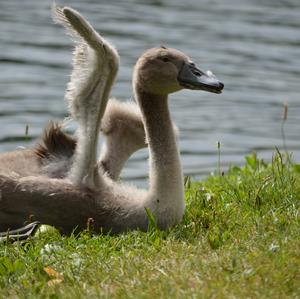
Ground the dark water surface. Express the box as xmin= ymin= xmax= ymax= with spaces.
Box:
xmin=0 ymin=0 xmax=299 ymax=185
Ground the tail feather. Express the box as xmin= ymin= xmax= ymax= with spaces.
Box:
xmin=34 ymin=122 xmax=76 ymax=161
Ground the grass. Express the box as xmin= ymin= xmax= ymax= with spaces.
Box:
xmin=0 ymin=152 xmax=299 ymax=298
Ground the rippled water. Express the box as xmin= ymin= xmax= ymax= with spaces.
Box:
xmin=0 ymin=0 xmax=299 ymax=185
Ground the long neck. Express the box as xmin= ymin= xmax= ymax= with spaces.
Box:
xmin=135 ymin=87 xmax=184 ymax=219
xmin=99 ymin=137 xmax=133 ymax=180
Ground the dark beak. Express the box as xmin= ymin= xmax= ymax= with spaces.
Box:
xmin=178 ymin=62 xmax=224 ymax=94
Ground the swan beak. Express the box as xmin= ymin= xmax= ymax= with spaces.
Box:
xmin=178 ymin=62 xmax=224 ymax=94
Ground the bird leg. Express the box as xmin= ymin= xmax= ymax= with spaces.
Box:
xmin=0 ymin=221 xmax=41 ymax=243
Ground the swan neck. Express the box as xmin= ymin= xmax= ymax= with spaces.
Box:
xmin=135 ymin=87 xmax=184 ymax=203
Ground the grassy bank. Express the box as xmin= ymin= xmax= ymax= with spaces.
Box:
xmin=0 ymin=152 xmax=299 ymax=298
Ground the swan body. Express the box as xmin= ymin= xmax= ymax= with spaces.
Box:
xmin=0 ymin=5 xmax=223 ymax=234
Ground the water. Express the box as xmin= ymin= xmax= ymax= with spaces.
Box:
xmin=0 ymin=0 xmax=299 ymax=185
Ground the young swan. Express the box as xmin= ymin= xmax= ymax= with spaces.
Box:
xmin=0 ymin=6 xmax=223 ymax=234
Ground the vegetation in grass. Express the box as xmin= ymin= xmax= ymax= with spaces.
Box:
xmin=0 ymin=152 xmax=299 ymax=298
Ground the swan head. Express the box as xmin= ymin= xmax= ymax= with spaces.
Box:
xmin=133 ymin=47 xmax=224 ymax=95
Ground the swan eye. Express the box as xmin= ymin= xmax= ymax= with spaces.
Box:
xmin=193 ymin=70 xmax=201 ymax=76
